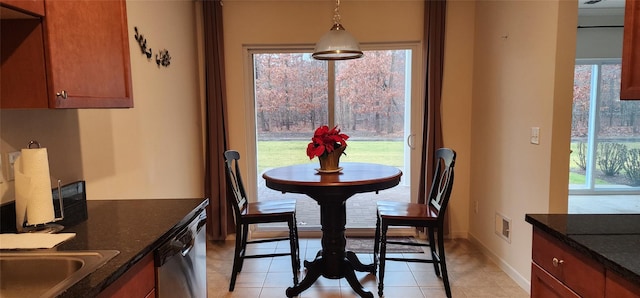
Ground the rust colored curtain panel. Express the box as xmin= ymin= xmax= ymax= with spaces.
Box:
xmin=418 ymin=0 xmax=446 ymax=205
xmin=203 ymin=0 xmax=233 ymax=240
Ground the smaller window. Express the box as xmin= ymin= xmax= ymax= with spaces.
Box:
xmin=570 ymin=61 xmax=640 ymax=193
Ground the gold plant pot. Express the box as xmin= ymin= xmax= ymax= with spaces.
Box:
xmin=318 ymin=145 xmax=345 ymax=171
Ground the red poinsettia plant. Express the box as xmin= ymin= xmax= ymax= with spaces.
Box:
xmin=306 ymin=125 xmax=349 ymax=159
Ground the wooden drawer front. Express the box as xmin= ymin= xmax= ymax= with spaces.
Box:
xmin=531 ymin=263 xmax=580 ymax=298
xmin=532 ymin=229 xmax=605 ymax=297
xmin=606 ymin=270 xmax=640 ymax=298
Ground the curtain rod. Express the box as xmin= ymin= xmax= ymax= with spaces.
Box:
xmin=578 ymin=25 xmax=624 ymax=28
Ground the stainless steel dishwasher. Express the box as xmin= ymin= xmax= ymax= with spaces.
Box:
xmin=155 ymin=210 xmax=207 ymax=298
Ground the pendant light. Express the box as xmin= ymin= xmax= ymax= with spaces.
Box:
xmin=312 ymin=0 xmax=363 ymax=61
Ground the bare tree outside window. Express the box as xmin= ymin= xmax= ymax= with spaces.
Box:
xmin=253 ymin=51 xmax=407 ymax=142
xmin=252 ymin=49 xmax=413 ymax=230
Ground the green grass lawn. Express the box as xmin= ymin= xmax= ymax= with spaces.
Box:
xmin=257 ymin=140 xmax=638 ymax=185
xmin=257 ymin=140 xmax=403 ymax=173
xmin=568 ymin=172 xmax=608 ymax=185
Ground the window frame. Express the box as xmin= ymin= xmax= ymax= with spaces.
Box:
xmin=241 ymin=42 xmax=423 ymax=204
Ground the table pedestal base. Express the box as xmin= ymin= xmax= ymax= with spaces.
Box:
xmin=263 ymin=163 xmax=401 ymax=298
xmin=285 ymin=251 xmax=375 ymax=298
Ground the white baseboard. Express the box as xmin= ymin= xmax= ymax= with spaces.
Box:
xmin=468 ymin=233 xmax=531 ymax=294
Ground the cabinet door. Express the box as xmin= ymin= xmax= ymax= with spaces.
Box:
xmin=97 ymin=253 xmax=155 ymax=298
xmin=621 ymin=0 xmax=640 ymax=100
xmin=606 ymin=270 xmax=640 ymax=298
xmin=532 ymin=228 xmax=605 ymax=297
xmin=44 ymin=0 xmax=133 ymax=108
xmin=531 ymin=263 xmax=581 ymax=298
xmin=0 ymin=19 xmax=49 ymax=109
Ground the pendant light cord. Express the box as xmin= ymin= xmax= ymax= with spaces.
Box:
xmin=333 ymin=0 xmax=342 ymax=25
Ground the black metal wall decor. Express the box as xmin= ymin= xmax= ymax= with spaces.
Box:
xmin=156 ymin=49 xmax=171 ymax=67
xmin=133 ymin=26 xmax=171 ymax=68
xmin=134 ymin=27 xmax=152 ymax=59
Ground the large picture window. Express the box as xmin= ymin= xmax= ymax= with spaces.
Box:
xmin=248 ymin=46 xmax=419 ymax=232
xmin=570 ymin=60 xmax=640 ymax=194
xmin=253 ymin=50 xmax=410 ymax=169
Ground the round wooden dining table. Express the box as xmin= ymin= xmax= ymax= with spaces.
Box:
xmin=262 ymin=162 xmax=402 ymax=298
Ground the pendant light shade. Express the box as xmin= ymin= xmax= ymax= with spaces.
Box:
xmin=312 ymin=0 xmax=363 ymax=61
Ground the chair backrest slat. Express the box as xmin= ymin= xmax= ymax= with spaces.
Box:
xmin=427 ymin=148 xmax=456 ymax=220
xmin=224 ymin=150 xmax=249 ymax=223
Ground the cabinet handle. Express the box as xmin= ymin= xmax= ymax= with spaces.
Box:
xmin=56 ymin=90 xmax=68 ymax=99
xmin=552 ymin=257 xmax=564 ymax=267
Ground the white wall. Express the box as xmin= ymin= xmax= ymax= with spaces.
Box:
xmin=0 ymin=0 xmax=204 ymax=203
xmin=576 ymin=14 xmax=624 ymax=59
xmin=76 ymin=0 xmax=204 ymax=200
xmin=467 ymin=0 xmax=577 ymax=290
xmin=577 ymin=28 xmax=623 ymax=59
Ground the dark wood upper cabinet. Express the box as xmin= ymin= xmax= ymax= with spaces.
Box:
xmin=0 ymin=18 xmax=49 ymax=108
xmin=0 ymin=0 xmax=44 ymax=16
xmin=621 ymin=0 xmax=640 ymax=100
xmin=0 ymin=0 xmax=133 ymax=109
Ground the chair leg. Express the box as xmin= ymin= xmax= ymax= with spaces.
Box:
xmin=239 ymin=223 xmax=249 ymax=269
xmin=229 ymin=224 xmax=244 ymax=291
xmin=428 ymin=227 xmax=441 ymax=276
xmin=377 ymin=222 xmax=388 ymax=297
xmin=288 ymin=218 xmax=299 ymax=286
xmin=373 ymin=212 xmax=381 ymax=273
xmin=437 ymin=227 xmax=452 ymax=298
xmin=292 ymin=214 xmax=301 ymax=269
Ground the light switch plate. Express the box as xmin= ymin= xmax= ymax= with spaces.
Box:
xmin=530 ymin=127 xmax=540 ymax=145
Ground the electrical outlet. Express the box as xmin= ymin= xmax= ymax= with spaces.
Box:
xmin=474 ymin=200 xmax=479 ymax=214
xmin=7 ymin=151 xmax=21 ymax=181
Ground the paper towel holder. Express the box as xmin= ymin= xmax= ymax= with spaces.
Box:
xmin=19 ymin=139 xmax=66 ymax=233
xmin=27 ymin=140 xmax=41 ymax=149
xmin=21 ymin=180 xmax=65 ymax=233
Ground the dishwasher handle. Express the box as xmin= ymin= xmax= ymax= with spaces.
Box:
xmin=178 ymin=232 xmax=195 ymax=257
xmin=155 ymin=212 xmax=206 ymax=266
xmin=156 ymin=228 xmax=194 ymax=265
xmin=182 ymin=216 xmax=206 ymax=257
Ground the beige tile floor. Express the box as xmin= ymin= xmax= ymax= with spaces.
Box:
xmin=206 ymin=238 xmax=529 ymax=298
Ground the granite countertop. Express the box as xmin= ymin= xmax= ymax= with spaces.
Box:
xmin=526 ymin=213 xmax=640 ymax=285
xmin=54 ymin=198 xmax=208 ymax=297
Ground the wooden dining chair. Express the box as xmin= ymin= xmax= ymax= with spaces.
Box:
xmin=223 ymin=150 xmax=300 ymax=291
xmin=373 ymin=148 xmax=456 ymax=297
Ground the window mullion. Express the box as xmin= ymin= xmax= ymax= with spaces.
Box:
xmin=328 ymin=61 xmax=335 ymax=127
xmin=585 ymin=64 xmax=600 ymax=190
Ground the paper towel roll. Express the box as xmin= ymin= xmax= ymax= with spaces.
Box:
xmin=14 ymin=147 xmax=55 ymax=229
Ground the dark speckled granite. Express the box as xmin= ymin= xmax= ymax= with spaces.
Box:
xmin=526 ymin=214 xmax=640 ymax=286
xmin=51 ymin=198 xmax=208 ymax=297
